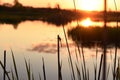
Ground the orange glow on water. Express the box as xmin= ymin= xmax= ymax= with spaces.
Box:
xmin=81 ymin=18 xmax=93 ymax=27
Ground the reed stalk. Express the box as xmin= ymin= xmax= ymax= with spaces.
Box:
xmin=24 ymin=59 xmax=31 ymax=80
xmin=98 ymin=54 xmax=103 ymax=80
xmin=75 ymin=46 xmax=78 ymax=62
xmin=94 ymin=44 xmax=98 ymax=80
xmin=68 ymin=57 xmax=73 ymax=80
xmin=107 ymin=64 xmax=110 ymax=80
xmin=76 ymin=41 xmax=81 ymax=59
xmin=11 ymin=68 xmax=15 ymax=80
xmin=0 ymin=61 xmax=10 ymax=80
xmin=11 ymin=49 xmax=19 ymax=80
xmin=110 ymin=49 xmax=113 ymax=71
xmin=72 ymin=0 xmax=76 ymax=10
xmin=60 ymin=60 xmax=62 ymax=80
xmin=81 ymin=45 xmax=87 ymax=80
xmin=113 ymin=46 xmax=118 ymax=80
xmin=116 ymin=58 xmax=120 ymax=80
xmin=103 ymin=0 xmax=107 ymax=79
xmin=42 ymin=57 xmax=46 ymax=80
xmin=113 ymin=0 xmax=118 ymax=78
xmin=62 ymin=25 xmax=75 ymax=80
xmin=93 ymin=62 xmax=97 ymax=80
xmin=75 ymin=63 xmax=81 ymax=80
xmin=87 ymin=69 xmax=89 ymax=80
xmin=4 ymin=50 xmax=6 ymax=80
xmin=57 ymin=35 xmax=62 ymax=80
xmin=81 ymin=62 xmax=85 ymax=80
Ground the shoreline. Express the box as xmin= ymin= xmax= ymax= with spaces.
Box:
xmin=0 ymin=6 xmax=120 ymax=25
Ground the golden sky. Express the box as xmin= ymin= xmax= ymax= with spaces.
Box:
xmin=1 ymin=0 xmax=120 ymax=11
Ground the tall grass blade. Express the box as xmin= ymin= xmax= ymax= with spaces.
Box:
xmin=4 ymin=50 xmax=6 ymax=80
xmin=98 ymin=54 xmax=103 ymax=80
xmin=87 ymin=69 xmax=89 ymax=80
xmin=107 ymin=64 xmax=110 ymax=80
xmin=62 ymin=25 xmax=75 ymax=80
xmin=81 ymin=45 xmax=87 ymax=80
xmin=75 ymin=46 xmax=78 ymax=62
xmin=28 ymin=60 xmax=31 ymax=80
xmin=72 ymin=0 xmax=76 ymax=10
xmin=24 ymin=59 xmax=31 ymax=80
xmin=103 ymin=0 xmax=107 ymax=79
xmin=113 ymin=45 xmax=118 ymax=80
xmin=81 ymin=63 xmax=85 ymax=80
xmin=68 ymin=57 xmax=73 ymax=80
xmin=110 ymin=49 xmax=112 ymax=61
xmin=75 ymin=63 xmax=81 ymax=80
xmin=60 ymin=60 xmax=62 ymax=80
xmin=0 ymin=61 xmax=10 ymax=80
xmin=42 ymin=57 xmax=46 ymax=80
xmin=116 ymin=58 xmax=120 ymax=80
xmin=95 ymin=44 xmax=98 ymax=80
xmin=93 ymin=62 xmax=97 ymax=80
xmin=11 ymin=49 xmax=19 ymax=80
xmin=57 ymin=35 xmax=62 ymax=80
xmin=76 ymin=43 xmax=81 ymax=59
xmin=11 ymin=68 xmax=15 ymax=80
xmin=113 ymin=0 xmax=119 ymax=77
xmin=110 ymin=49 xmax=114 ymax=76
xmin=95 ymin=44 xmax=98 ymax=60
xmin=93 ymin=45 xmax=98 ymax=80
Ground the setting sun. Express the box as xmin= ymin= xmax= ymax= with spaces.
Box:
xmin=77 ymin=0 xmax=103 ymax=11
xmin=81 ymin=18 xmax=92 ymax=27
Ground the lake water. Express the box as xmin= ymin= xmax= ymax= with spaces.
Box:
xmin=0 ymin=18 xmax=120 ymax=80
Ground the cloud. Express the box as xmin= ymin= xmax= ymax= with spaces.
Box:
xmin=27 ymin=42 xmax=75 ymax=54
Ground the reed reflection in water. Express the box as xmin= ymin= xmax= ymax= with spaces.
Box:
xmin=0 ymin=18 xmax=120 ymax=80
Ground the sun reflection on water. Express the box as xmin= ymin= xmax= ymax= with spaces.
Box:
xmin=81 ymin=17 xmax=93 ymax=27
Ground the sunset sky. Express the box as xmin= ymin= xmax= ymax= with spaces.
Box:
xmin=1 ymin=0 xmax=120 ymax=11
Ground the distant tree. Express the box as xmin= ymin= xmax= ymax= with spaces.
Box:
xmin=13 ymin=0 xmax=23 ymax=7
xmin=13 ymin=24 xmax=18 ymax=29
xmin=55 ymin=3 xmax=60 ymax=9
xmin=3 ymin=3 xmax=12 ymax=7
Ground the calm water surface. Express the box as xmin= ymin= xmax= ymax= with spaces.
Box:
xmin=0 ymin=19 xmax=120 ymax=80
